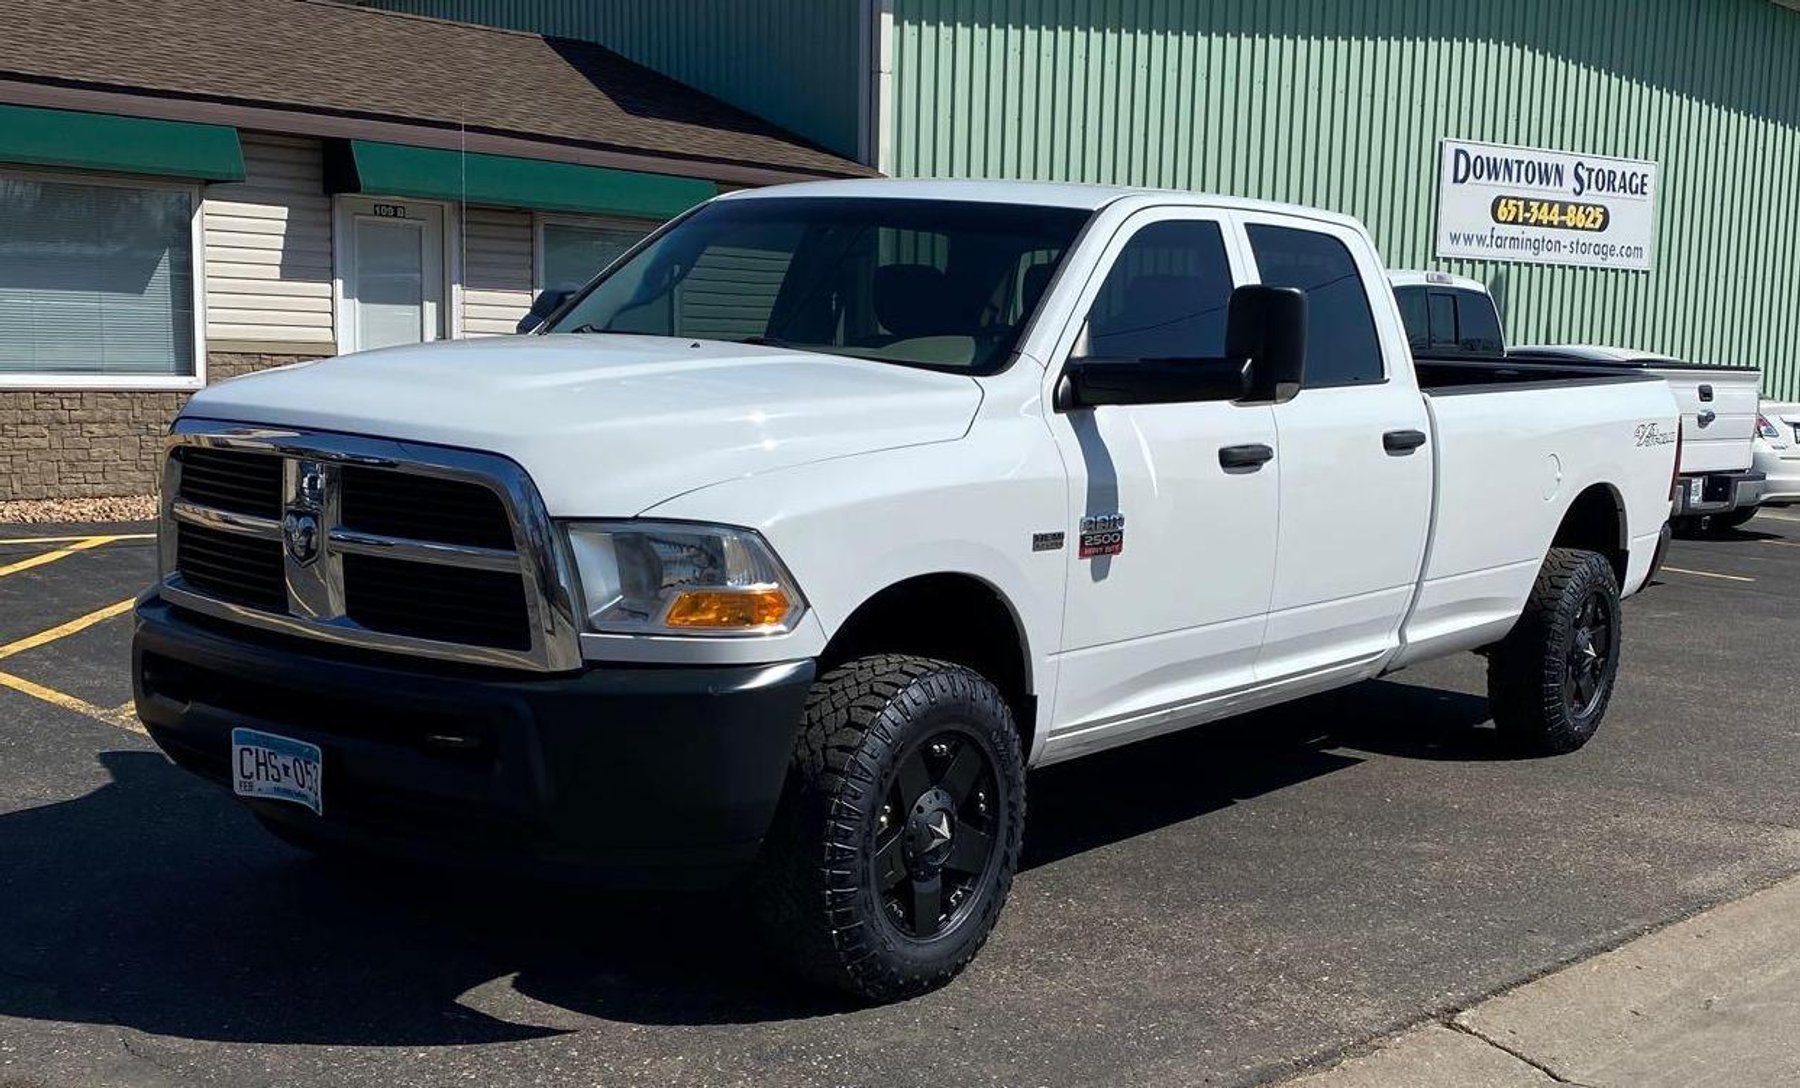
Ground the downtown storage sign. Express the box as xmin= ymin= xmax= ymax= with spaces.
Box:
xmin=1435 ymin=138 xmax=1659 ymax=272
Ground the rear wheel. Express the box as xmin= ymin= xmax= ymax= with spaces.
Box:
xmin=1486 ymin=548 xmax=1622 ymax=755
xmin=755 ymin=654 xmax=1025 ymax=1002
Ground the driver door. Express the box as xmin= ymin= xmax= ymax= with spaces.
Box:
xmin=1044 ymin=209 xmax=1281 ymax=754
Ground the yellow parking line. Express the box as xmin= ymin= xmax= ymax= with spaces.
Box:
xmin=0 ymin=532 xmax=155 ymax=547
xmin=0 ymin=670 xmax=145 ymax=734
xmin=0 ymin=536 xmax=115 ymax=578
xmin=0 ymin=596 xmax=137 ymax=662
xmin=1661 ymin=565 xmax=1755 ymax=583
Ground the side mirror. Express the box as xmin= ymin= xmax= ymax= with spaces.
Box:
xmin=516 ymin=288 xmax=575 ymax=335
xmin=1227 ymin=284 xmax=1307 ymax=403
xmin=1056 ymin=356 xmax=1250 ymax=410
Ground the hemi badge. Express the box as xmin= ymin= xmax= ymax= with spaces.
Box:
xmin=1032 ymin=532 xmax=1065 ymax=552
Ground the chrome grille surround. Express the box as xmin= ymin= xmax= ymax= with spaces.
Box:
xmin=159 ymin=418 xmax=583 ymax=672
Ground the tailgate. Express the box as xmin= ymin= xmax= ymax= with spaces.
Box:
xmin=1645 ymin=367 xmax=1759 ymax=474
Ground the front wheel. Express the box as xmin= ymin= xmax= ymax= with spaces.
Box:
xmin=755 ymin=655 xmax=1025 ymax=1002
xmin=1486 ymin=548 xmax=1622 ymax=755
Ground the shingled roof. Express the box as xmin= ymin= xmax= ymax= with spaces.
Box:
xmin=0 ymin=0 xmax=873 ymax=182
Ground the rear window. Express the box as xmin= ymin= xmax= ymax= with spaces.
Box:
xmin=1393 ymin=284 xmax=1505 ymax=358
xmin=1247 ymin=225 xmax=1383 ymax=388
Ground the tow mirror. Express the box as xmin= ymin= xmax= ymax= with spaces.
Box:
xmin=516 ymin=288 xmax=574 ymax=335
xmin=1227 ymin=284 xmax=1308 ymax=404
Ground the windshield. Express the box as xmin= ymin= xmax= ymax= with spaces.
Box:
xmin=544 ymin=197 xmax=1092 ymax=374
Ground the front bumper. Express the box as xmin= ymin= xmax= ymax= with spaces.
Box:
xmin=1674 ymin=469 xmax=1765 ymax=516
xmin=133 ymin=595 xmax=814 ymax=888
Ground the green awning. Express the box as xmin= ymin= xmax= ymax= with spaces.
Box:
xmin=330 ymin=140 xmax=717 ymax=219
xmin=0 ymin=104 xmax=245 ymax=181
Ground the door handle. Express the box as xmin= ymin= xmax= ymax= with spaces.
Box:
xmin=1219 ymin=443 xmax=1275 ymax=470
xmin=1697 ymin=408 xmax=1716 ymax=428
xmin=1383 ymin=429 xmax=1428 ymax=454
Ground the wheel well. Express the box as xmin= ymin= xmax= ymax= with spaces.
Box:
xmin=820 ymin=575 xmax=1036 ymax=753
xmin=1553 ymin=484 xmax=1627 ymax=583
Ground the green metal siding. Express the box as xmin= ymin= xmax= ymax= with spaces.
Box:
xmin=891 ymin=0 xmax=1800 ymax=399
xmin=365 ymin=0 xmax=865 ymax=159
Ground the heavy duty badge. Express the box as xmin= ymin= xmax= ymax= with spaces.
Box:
xmin=1078 ymin=513 xmax=1125 ymax=559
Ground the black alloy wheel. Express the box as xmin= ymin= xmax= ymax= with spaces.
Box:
xmin=1563 ymin=587 xmax=1615 ymax=719
xmin=872 ymin=728 xmax=1003 ymax=940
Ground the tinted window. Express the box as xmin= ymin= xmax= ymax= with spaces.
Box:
xmin=547 ymin=197 xmax=1089 ymax=374
xmin=1395 ymin=286 xmax=1429 ymax=349
xmin=1076 ymin=219 xmax=1234 ymax=360
xmin=1428 ymin=292 xmax=1458 ymax=346
xmin=1246 ymin=225 xmax=1383 ymax=387
xmin=1453 ymin=289 xmax=1505 ymax=355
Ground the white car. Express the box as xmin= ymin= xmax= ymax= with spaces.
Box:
xmin=135 ymin=180 xmax=1679 ymax=1001
xmin=1753 ymin=402 xmax=1800 ymax=511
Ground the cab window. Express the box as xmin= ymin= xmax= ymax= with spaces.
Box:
xmin=1247 ymin=225 xmax=1383 ymax=387
xmin=1075 ymin=219 xmax=1234 ymax=361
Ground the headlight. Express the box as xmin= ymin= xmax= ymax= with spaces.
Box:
xmin=563 ymin=521 xmax=805 ymax=636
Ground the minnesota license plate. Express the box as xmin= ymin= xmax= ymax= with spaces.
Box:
xmin=231 ymin=727 xmax=323 ymax=815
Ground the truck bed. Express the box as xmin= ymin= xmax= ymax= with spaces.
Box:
xmin=1413 ymin=354 xmax=1666 ymax=394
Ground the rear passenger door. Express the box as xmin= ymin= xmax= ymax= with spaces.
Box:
xmin=1239 ymin=216 xmax=1433 ymax=683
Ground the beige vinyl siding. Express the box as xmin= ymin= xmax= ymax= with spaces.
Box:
xmin=202 ymin=133 xmax=334 ymax=345
xmin=462 ymin=207 xmax=534 ymax=336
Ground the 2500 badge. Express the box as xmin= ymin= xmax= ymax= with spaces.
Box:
xmin=1078 ymin=513 xmax=1126 ymax=559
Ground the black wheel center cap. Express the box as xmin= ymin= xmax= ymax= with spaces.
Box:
xmin=906 ymin=787 xmax=957 ymax=870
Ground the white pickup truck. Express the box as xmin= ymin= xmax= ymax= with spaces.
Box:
xmin=1390 ymin=270 xmax=1764 ymax=531
xmin=136 ymin=181 xmax=1679 ymax=1001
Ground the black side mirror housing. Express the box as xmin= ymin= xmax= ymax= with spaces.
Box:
xmin=516 ymin=288 xmax=575 ymax=335
xmin=1057 ymin=357 xmax=1250 ymax=409
xmin=1228 ymin=284 xmax=1307 ymax=404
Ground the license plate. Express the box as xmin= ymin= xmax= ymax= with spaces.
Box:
xmin=231 ymin=727 xmax=322 ymax=815
xmin=1689 ymin=478 xmax=1704 ymax=506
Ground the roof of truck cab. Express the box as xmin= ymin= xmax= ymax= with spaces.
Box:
xmin=1388 ymin=270 xmax=1489 ymax=292
xmin=718 ymin=178 xmax=1369 ymax=225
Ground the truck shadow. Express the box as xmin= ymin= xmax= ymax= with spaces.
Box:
xmin=0 ymin=679 xmax=1498 ymax=1041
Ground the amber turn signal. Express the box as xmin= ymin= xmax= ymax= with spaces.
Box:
xmin=663 ymin=588 xmax=792 ymax=630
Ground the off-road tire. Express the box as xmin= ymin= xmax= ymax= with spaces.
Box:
xmin=1486 ymin=547 xmax=1622 ymax=755
xmin=755 ymin=654 xmax=1026 ymax=1003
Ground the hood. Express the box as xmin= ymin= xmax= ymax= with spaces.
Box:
xmin=183 ymin=334 xmax=984 ymax=514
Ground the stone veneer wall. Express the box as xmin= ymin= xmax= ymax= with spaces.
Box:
xmin=0 ymin=352 xmax=318 ymax=502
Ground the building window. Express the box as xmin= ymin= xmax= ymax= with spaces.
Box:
xmin=537 ymin=216 xmax=654 ymax=294
xmin=0 ymin=171 xmax=203 ymax=389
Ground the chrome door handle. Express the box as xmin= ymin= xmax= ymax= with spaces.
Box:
xmin=1219 ymin=443 xmax=1274 ymax=470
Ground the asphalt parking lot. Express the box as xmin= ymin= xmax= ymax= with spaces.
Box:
xmin=4 ymin=516 xmax=1800 ymax=1088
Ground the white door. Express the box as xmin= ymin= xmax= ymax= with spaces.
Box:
xmin=1044 ymin=209 xmax=1281 ymax=752
xmin=1238 ymin=214 xmax=1434 ymax=682
xmin=339 ymin=198 xmax=444 ymax=353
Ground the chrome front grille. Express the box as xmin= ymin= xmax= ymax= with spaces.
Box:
xmin=159 ymin=420 xmax=582 ymax=671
